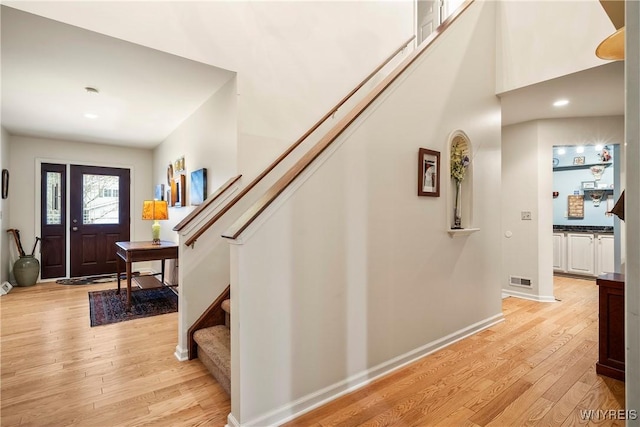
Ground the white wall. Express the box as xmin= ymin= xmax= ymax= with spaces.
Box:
xmin=229 ymin=2 xmax=501 ymax=424
xmin=7 ymin=1 xmax=414 ymax=181
xmin=502 ymin=116 xmax=624 ymax=300
xmin=496 ymin=0 xmax=616 ymax=93
xmin=153 ymin=76 xmax=238 ymax=239
xmin=8 ymin=135 xmax=153 ymax=278
xmin=625 ymin=0 xmax=640 ymax=419
xmin=1 ymin=127 xmax=10 ymax=282
xmin=501 ymin=121 xmax=547 ymax=299
xmin=151 ymin=76 xmax=238 ymax=358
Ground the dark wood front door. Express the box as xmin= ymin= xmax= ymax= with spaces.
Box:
xmin=40 ymin=163 xmax=67 ymax=279
xmin=70 ymin=165 xmax=130 ymax=277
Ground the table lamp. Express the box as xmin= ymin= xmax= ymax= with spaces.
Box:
xmin=142 ymin=200 xmax=169 ymax=244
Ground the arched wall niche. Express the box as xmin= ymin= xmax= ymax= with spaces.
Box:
xmin=447 ymin=130 xmax=479 ymax=236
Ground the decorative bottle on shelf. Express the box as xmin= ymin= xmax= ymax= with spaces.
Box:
xmin=453 ymin=180 xmax=462 ymax=229
xmin=13 ymin=255 xmax=40 ymax=287
xmin=450 ymin=131 xmax=471 ymax=230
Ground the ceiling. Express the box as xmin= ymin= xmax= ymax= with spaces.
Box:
xmin=1 ymin=5 xmax=625 ymax=149
xmin=1 ymin=6 xmax=234 ymax=149
xmin=500 ymin=60 xmax=624 ymax=127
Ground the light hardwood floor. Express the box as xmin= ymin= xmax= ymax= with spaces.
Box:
xmin=1 ymin=276 xmax=625 ymax=426
xmin=0 ymin=281 xmax=230 ymax=426
xmin=284 ymin=276 xmax=625 ymax=427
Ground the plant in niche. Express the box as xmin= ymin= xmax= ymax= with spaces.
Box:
xmin=451 ymin=144 xmax=470 ymax=183
xmin=450 ymin=137 xmax=470 ymax=229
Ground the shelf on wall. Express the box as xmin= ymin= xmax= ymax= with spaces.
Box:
xmin=583 ymin=188 xmax=614 ymax=192
xmin=447 ymin=228 xmax=480 ymax=237
xmin=553 ymin=162 xmax=612 ymax=171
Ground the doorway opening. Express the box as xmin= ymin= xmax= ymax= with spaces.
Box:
xmin=551 ymin=144 xmax=621 ymax=278
xmin=416 ymin=0 xmax=466 ymax=44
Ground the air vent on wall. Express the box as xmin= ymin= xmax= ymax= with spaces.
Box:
xmin=510 ymin=276 xmax=532 ymax=288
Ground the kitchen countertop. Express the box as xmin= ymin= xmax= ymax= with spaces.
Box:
xmin=553 ymin=225 xmax=614 ymax=233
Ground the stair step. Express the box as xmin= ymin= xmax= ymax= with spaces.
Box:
xmin=193 ymin=325 xmax=230 ymax=395
xmin=221 ymin=299 xmax=231 ymax=314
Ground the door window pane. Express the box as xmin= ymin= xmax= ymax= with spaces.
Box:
xmin=46 ymin=172 xmax=62 ymax=225
xmin=83 ymin=174 xmax=119 ymax=224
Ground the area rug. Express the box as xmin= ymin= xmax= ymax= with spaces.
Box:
xmin=57 ymin=272 xmax=141 ymax=285
xmin=88 ymin=287 xmax=178 ymax=327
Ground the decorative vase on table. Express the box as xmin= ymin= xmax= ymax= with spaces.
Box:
xmin=13 ymin=255 xmax=40 ymax=287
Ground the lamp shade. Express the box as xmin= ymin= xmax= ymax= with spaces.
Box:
xmin=142 ymin=200 xmax=169 ymax=221
xmin=596 ymin=26 xmax=625 ymax=61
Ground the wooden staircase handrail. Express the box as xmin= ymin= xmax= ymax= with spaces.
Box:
xmin=184 ymin=35 xmax=415 ymax=247
xmin=173 ymin=175 xmax=242 ymax=232
xmin=221 ymin=1 xmax=474 ymax=241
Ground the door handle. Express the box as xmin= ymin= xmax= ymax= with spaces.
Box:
xmin=72 ymin=226 xmax=78 ymax=231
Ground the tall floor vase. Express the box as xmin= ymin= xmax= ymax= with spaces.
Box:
xmin=13 ymin=255 xmax=40 ymax=287
xmin=453 ymin=180 xmax=462 ymax=229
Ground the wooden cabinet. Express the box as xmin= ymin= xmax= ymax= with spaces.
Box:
xmin=596 ymin=234 xmax=615 ymax=276
xmin=553 ymin=233 xmax=566 ymax=272
xmin=566 ymin=233 xmax=595 ymax=275
xmin=596 ymin=273 xmax=625 ymax=381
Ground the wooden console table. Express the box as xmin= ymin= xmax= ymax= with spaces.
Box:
xmin=116 ymin=241 xmax=178 ymax=308
xmin=596 ymin=272 xmax=625 ymax=381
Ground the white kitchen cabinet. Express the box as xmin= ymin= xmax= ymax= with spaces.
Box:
xmin=566 ymin=233 xmax=595 ymax=275
xmin=553 ymin=233 xmax=566 ymax=272
xmin=596 ymin=234 xmax=615 ymax=275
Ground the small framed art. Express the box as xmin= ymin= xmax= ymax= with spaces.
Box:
xmin=418 ymin=148 xmax=440 ymax=197
xmin=175 ymin=174 xmax=186 ymax=207
xmin=1 ymin=169 xmax=8 ymax=199
xmin=190 ymin=168 xmax=207 ymax=206
xmin=155 ymin=184 xmax=165 ymax=201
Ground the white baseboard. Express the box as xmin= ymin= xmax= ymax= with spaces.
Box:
xmin=226 ymin=413 xmax=240 ymax=427
xmin=502 ymin=289 xmax=556 ymax=302
xmin=241 ymin=312 xmax=504 ymax=427
xmin=174 ymin=345 xmax=189 ymax=362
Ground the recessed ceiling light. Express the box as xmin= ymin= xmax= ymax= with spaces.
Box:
xmin=576 ymin=146 xmax=584 ymax=153
xmin=553 ymin=99 xmax=569 ymax=107
xmin=84 ymin=113 xmax=98 ymax=119
xmin=557 ymin=148 xmax=566 ymax=155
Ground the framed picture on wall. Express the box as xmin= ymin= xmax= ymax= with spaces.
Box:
xmin=190 ymin=168 xmax=207 ymax=206
xmin=170 ymin=180 xmax=177 ymax=207
xmin=418 ymin=148 xmax=440 ymax=197
xmin=1 ymin=169 xmax=8 ymax=199
xmin=568 ymin=195 xmax=584 ymax=218
xmin=175 ymin=174 xmax=186 ymax=207
xmin=155 ymin=184 xmax=165 ymax=201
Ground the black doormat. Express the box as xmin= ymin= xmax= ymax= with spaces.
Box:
xmin=88 ymin=287 xmax=178 ymax=327
xmin=56 ymin=272 xmax=141 ymax=285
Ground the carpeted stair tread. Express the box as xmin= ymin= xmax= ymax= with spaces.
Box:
xmin=221 ymin=299 xmax=231 ymax=314
xmin=193 ymin=325 xmax=230 ymax=395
